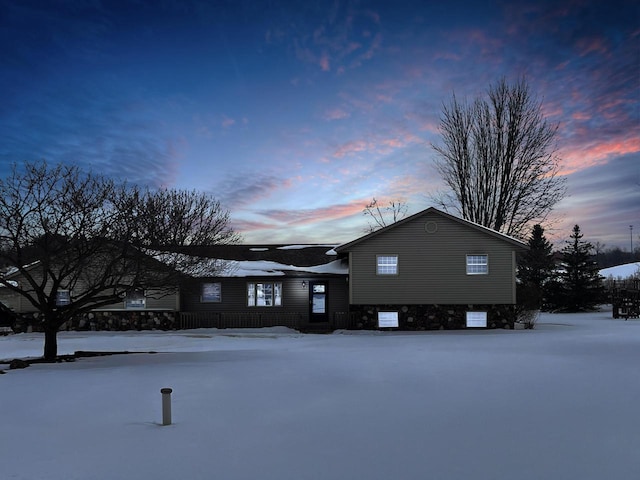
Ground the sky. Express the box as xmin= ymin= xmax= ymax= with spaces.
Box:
xmin=1 ymin=0 xmax=638 ymax=249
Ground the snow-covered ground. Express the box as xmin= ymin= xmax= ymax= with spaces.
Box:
xmin=2 ymin=310 xmax=639 ymax=480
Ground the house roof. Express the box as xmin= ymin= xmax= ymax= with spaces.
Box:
xmin=174 ymin=244 xmax=348 ymax=277
xmin=335 ymin=207 xmax=529 ymax=252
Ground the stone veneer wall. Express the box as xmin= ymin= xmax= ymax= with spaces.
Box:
xmin=11 ymin=311 xmax=177 ymax=333
xmin=349 ymin=304 xmax=517 ymax=330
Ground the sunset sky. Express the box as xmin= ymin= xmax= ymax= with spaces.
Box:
xmin=1 ymin=0 xmax=638 ymax=249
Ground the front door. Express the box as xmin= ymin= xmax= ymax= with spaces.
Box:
xmin=309 ymin=281 xmax=328 ymax=323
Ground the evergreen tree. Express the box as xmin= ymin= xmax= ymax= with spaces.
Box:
xmin=556 ymin=225 xmax=604 ymax=312
xmin=518 ymin=224 xmax=555 ymax=309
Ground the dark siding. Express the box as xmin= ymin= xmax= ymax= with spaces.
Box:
xmin=347 ymin=211 xmax=519 ymax=305
xmin=181 ymin=275 xmax=349 ymax=326
xmin=327 ymin=276 xmax=350 ymax=317
xmin=94 ymin=290 xmax=179 ymax=311
xmin=1 ymin=269 xmax=179 ymax=313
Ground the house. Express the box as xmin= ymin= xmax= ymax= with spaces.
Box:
xmin=0 ymin=208 xmax=527 ymax=331
xmin=0 ymin=260 xmax=181 ymax=331
xmin=177 ymin=244 xmax=349 ymax=330
xmin=334 ymin=207 xmax=528 ymax=329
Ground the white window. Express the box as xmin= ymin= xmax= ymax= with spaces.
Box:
xmin=466 ymin=254 xmax=488 ymax=274
xmin=201 ymin=282 xmax=222 ymax=303
xmin=55 ymin=290 xmax=71 ymax=306
xmin=377 ymin=255 xmax=398 ymax=275
xmin=247 ymin=282 xmax=282 ymax=307
xmin=466 ymin=311 xmax=487 ymax=327
xmin=125 ymin=289 xmax=146 ymax=309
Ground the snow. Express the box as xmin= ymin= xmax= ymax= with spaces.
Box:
xmin=600 ymin=262 xmax=640 ymax=279
xmin=276 ymin=244 xmax=338 ymax=250
xmin=2 ymin=310 xmax=639 ymax=480
xmin=217 ymin=259 xmax=348 ymax=276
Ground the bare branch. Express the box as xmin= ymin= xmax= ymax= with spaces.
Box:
xmin=431 ymin=76 xmax=566 ymax=238
xmin=363 ymin=197 xmax=409 ymax=233
xmin=0 ymin=161 xmax=240 ymax=359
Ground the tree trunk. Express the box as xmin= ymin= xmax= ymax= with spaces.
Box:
xmin=43 ymin=321 xmax=59 ymax=362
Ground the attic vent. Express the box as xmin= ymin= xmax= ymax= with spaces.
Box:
xmin=424 ymin=221 xmax=438 ymax=234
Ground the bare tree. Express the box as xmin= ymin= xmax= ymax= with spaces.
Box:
xmin=0 ymin=161 xmax=240 ymax=360
xmin=363 ymin=197 xmax=408 ymax=233
xmin=431 ymin=77 xmax=566 ymax=238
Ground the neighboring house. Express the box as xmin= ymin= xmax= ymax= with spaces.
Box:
xmin=334 ymin=207 xmax=528 ymax=329
xmin=0 ymin=208 xmax=528 ymax=331
xmin=0 ymin=261 xmax=181 ymax=331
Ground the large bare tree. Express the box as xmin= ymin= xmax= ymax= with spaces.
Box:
xmin=431 ymin=77 xmax=566 ymax=238
xmin=0 ymin=161 xmax=240 ymax=360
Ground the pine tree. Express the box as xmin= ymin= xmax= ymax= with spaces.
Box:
xmin=518 ymin=224 xmax=555 ymax=309
xmin=557 ymin=225 xmax=604 ymax=312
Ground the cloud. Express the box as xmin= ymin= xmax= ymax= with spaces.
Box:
xmin=318 ymin=52 xmax=330 ymax=71
xmin=560 ymin=136 xmax=640 ymax=174
xmin=214 ymin=174 xmax=294 ymax=209
xmin=331 ymin=131 xmax=423 ymax=159
xmin=554 ymin=153 xmax=640 ymax=248
xmin=272 ymin=2 xmax=382 ymax=74
xmin=323 ymin=108 xmax=350 ymax=121
xmin=254 ymin=198 xmax=369 ymax=226
xmin=230 ymin=218 xmax=277 ymax=234
xmin=0 ymin=82 xmax=183 ymax=189
xmin=221 ymin=116 xmax=236 ymax=128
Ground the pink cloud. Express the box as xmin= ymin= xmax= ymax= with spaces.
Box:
xmin=290 ymin=6 xmax=382 ymax=74
xmin=576 ymin=37 xmax=609 ymax=57
xmin=221 ymin=116 xmax=235 ymax=128
xmin=343 ymin=42 xmax=361 ymax=56
xmin=571 ymin=111 xmax=591 ymax=121
xmin=256 ymin=198 xmax=370 ymax=226
xmin=332 ymin=131 xmax=422 ymax=158
xmin=333 ymin=139 xmax=369 ymax=158
xmin=319 ymin=52 xmax=331 ymax=71
xmin=465 ymin=29 xmax=504 ymax=55
xmin=231 ymin=219 xmax=276 ymax=233
xmin=375 ymin=93 xmax=392 ymax=103
xmin=323 ymin=108 xmax=350 ymax=121
xmin=560 ymin=137 xmax=640 ymax=174
xmin=433 ymin=52 xmax=462 ymax=62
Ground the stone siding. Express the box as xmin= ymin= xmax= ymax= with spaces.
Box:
xmin=349 ymin=304 xmax=517 ymax=330
xmin=11 ymin=311 xmax=177 ymax=333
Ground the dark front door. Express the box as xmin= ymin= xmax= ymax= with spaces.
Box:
xmin=309 ymin=281 xmax=328 ymax=323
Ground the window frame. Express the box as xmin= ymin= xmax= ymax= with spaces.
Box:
xmin=466 ymin=254 xmax=489 ymax=275
xmin=376 ymin=255 xmax=399 ymax=275
xmin=125 ymin=289 xmax=146 ymax=309
xmin=55 ymin=289 xmax=71 ymax=307
xmin=247 ymin=282 xmax=283 ymax=307
xmin=200 ymin=282 xmax=222 ymax=303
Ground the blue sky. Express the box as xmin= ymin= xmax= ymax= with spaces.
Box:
xmin=1 ymin=0 xmax=638 ymax=249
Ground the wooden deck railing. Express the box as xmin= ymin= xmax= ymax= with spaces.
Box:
xmin=178 ymin=312 xmax=303 ymax=330
xmin=178 ymin=311 xmax=359 ymax=330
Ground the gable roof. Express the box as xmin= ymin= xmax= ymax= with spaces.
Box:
xmin=335 ymin=207 xmax=528 ymax=252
